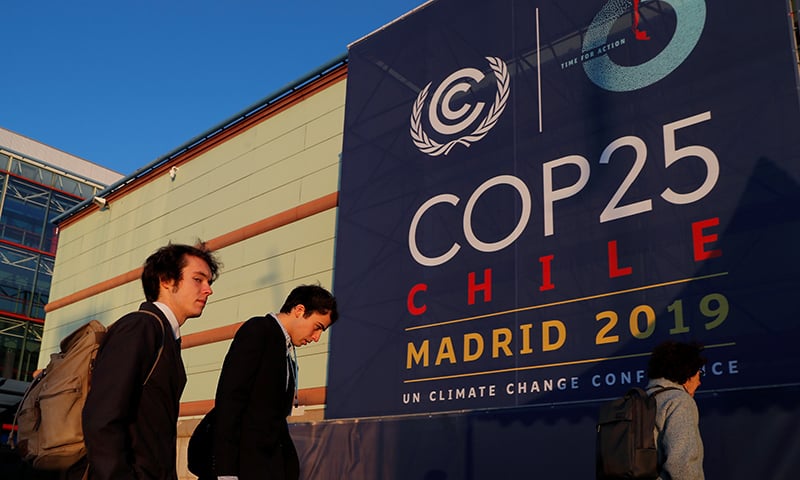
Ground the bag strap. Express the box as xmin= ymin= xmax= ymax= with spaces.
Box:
xmin=138 ymin=310 xmax=166 ymax=385
xmin=646 ymin=385 xmax=680 ymax=473
xmin=647 ymin=385 xmax=680 ymax=398
xmin=7 ymin=371 xmax=44 ymax=449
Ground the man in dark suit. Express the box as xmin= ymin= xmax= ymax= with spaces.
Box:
xmin=211 ymin=284 xmax=338 ymax=480
xmin=82 ymin=243 xmax=220 ymax=480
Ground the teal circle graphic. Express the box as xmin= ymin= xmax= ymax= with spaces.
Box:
xmin=582 ymin=0 xmax=706 ymax=92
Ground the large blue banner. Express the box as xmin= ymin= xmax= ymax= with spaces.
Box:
xmin=329 ymin=0 xmax=800 ymax=418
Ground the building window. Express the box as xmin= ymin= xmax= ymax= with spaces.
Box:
xmin=0 ymin=244 xmax=42 ymax=318
xmin=0 ymin=178 xmax=49 ymax=251
xmin=9 ymin=157 xmax=54 ymax=187
xmin=0 ymin=317 xmax=42 ymax=381
xmin=44 ymin=193 xmax=80 ymax=253
xmin=31 ymin=256 xmax=53 ymax=320
xmin=53 ymin=175 xmax=98 ymax=198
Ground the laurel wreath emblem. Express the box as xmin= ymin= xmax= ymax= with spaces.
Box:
xmin=410 ymin=57 xmax=510 ymax=156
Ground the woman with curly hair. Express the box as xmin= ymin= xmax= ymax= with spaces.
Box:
xmin=646 ymin=340 xmax=706 ymax=480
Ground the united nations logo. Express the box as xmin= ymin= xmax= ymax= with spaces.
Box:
xmin=410 ymin=57 xmax=510 ymax=156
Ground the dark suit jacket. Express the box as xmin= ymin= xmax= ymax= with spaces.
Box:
xmin=83 ymin=303 xmax=186 ymax=480
xmin=213 ymin=314 xmax=299 ymax=480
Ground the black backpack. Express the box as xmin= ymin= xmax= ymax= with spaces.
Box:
xmin=596 ymin=386 xmax=677 ymax=479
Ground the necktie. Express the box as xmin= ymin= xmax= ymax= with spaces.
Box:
xmin=288 ymin=346 xmax=299 ymax=407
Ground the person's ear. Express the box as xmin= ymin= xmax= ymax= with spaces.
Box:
xmin=293 ymin=304 xmax=305 ymax=318
xmin=160 ymin=277 xmax=176 ymax=292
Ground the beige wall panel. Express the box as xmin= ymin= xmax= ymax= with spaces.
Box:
xmin=241 ymin=85 xmax=344 ymax=158
xmin=51 ymin=219 xmax=123 ymax=290
xmin=257 ymin=213 xmax=336 ymax=270
xmin=294 ymin=238 xmax=336 ymax=279
xmin=44 ymin=285 xmax=127 ymax=334
xmin=183 ymin=341 xmax=232 ymax=376
xmin=82 ymin=194 xmax=167 ymax=251
xmin=298 ymin=80 xmax=346 ymax=117
xmin=305 ymin=106 xmax=345 ymax=148
xmin=234 ymin=231 xmax=292 ymax=273
xmin=300 ymin=163 xmax=340 ymax=204
xmin=296 ymin=332 xmax=332 ymax=384
xmin=244 ymin=178 xmax=303 ymax=216
xmin=256 ymin=109 xmax=319 ymax=145
xmin=203 ymin=266 xmax=335 ymax=335
xmin=169 ymin=166 xmax=244 ymax=206
xmin=180 ymin=293 xmax=241 ymax=335
xmin=211 ymin=257 xmax=298 ymax=325
xmin=291 ymin=138 xmax=342 ymax=180
xmin=84 ymin=283 xmax=138 ymax=318
xmin=56 ymin=213 xmax=103 ymax=252
xmin=48 ymin=243 xmax=93 ymax=300
xmin=181 ymin=369 xmax=223 ymax=403
xmin=53 ymin=217 xmax=184 ymax=298
xmin=247 ymin=108 xmax=308 ymax=145
xmin=57 ymin=230 xmax=144 ymax=289
xmin=298 ymin=352 xmax=330 ymax=388
xmin=239 ymin=155 xmax=327 ymax=202
xmin=40 ymin=284 xmax=142 ymax=365
xmin=206 ymin=182 xmax=298 ymax=235
xmin=158 ymin=190 xmax=233 ymax=238
xmin=42 ymin=301 xmax=106 ymax=349
xmin=212 ymin=245 xmax=329 ymax=316
xmin=61 ymin=227 xmax=200 ymax=290
xmin=181 ymin=342 xmax=231 ymax=402
xmin=51 ymin=232 xmax=85 ymax=274
xmin=242 ymin=167 xmax=320 ymax=211
xmin=227 ymin=287 xmax=287 ymax=326
xmin=255 ymin=136 xmax=340 ymax=188
xmin=213 ymin=123 xmax=306 ymax=169
xmin=183 ymin=134 xmax=351 ymax=229
xmin=211 ymin=214 xmax=333 ymax=293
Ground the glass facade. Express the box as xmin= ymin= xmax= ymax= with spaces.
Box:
xmin=0 ymin=151 xmax=105 ymax=381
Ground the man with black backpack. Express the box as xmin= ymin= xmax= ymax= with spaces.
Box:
xmin=81 ymin=243 xmax=220 ymax=480
xmin=645 ymin=341 xmax=706 ymax=480
xmin=597 ymin=341 xmax=706 ymax=480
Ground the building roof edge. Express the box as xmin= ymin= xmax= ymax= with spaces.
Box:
xmin=52 ymin=52 xmax=348 ymax=226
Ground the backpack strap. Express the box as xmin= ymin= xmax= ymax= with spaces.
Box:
xmin=138 ymin=310 xmax=166 ymax=386
xmin=7 ymin=372 xmax=43 ymax=449
xmin=645 ymin=385 xmax=680 ymax=474
xmin=646 ymin=385 xmax=680 ymax=398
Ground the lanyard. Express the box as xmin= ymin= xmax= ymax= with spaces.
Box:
xmin=289 ymin=345 xmax=299 ymax=407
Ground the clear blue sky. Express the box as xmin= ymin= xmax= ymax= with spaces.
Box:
xmin=1 ymin=0 xmax=425 ymax=176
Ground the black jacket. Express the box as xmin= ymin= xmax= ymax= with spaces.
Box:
xmin=83 ymin=303 xmax=186 ymax=480
xmin=213 ymin=314 xmax=299 ymax=480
